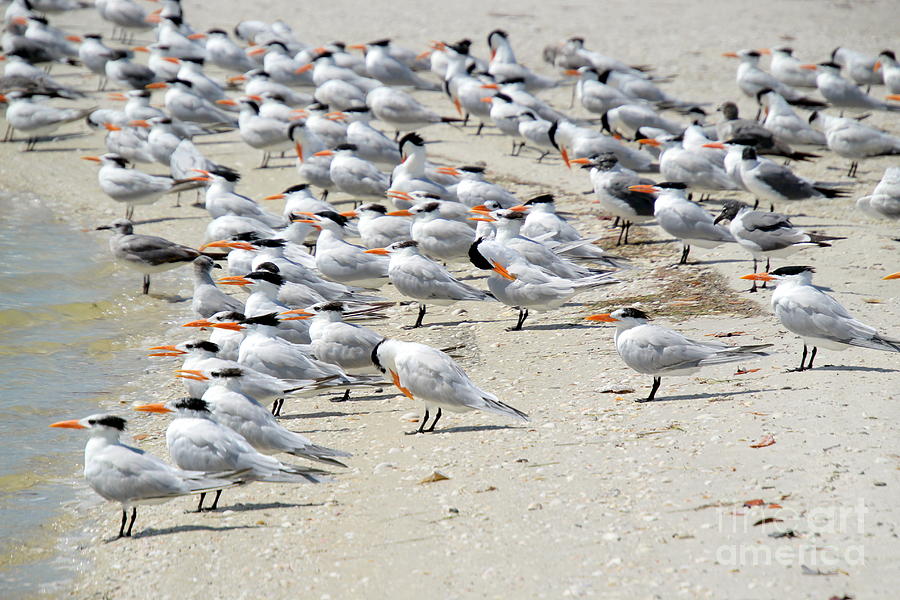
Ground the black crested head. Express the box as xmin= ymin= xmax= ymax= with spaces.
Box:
xmin=569 ymin=36 xmax=585 ymax=45
xmin=359 ymin=203 xmax=387 ymax=214
xmin=619 ymin=307 xmax=650 ymax=320
xmin=656 ymin=182 xmax=688 ymax=190
xmin=316 ymin=211 xmax=350 ymax=227
xmin=217 ymin=311 xmax=246 ymax=322
xmin=741 ymin=146 xmax=758 ymax=160
xmin=241 ymin=99 xmax=260 ymax=113
xmin=334 ymin=143 xmax=358 ymax=152
xmin=499 ymin=210 xmax=526 ymax=221
xmin=211 ymin=168 xmax=241 ymax=183
xmin=776 ymin=47 xmax=793 ymax=55
xmin=399 ymin=132 xmax=424 ymax=151
xmin=596 ymin=69 xmax=612 ymax=84
xmin=230 ymin=231 xmax=261 ymax=242
xmin=547 ymin=120 xmax=559 ymax=149
xmin=246 ymin=270 xmax=284 ymax=286
xmin=254 ymin=238 xmax=286 ymax=248
xmin=368 ymin=38 xmax=390 ymax=47
xmin=108 ymin=154 xmax=130 ymax=168
xmin=89 ymin=415 xmax=127 ymax=430
xmin=174 ymin=397 xmax=210 ymax=412
xmin=770 ymin=266 xmax=814 ymax=277
xmin=745 ymin=50 xmax=761 ymax=58
xmin=459 ymin=165 xmax=485 ymax=174
xmin=755 ymin=88 xmax=774 ymax=102
xmin=241 ymin=312 xmax=282 ymax=327
xmin=256 ymin=261 xmax=280 ymax=273
xmin=468 ymin=237 xmax=492 ymax=270
xmin=500 ymin=76 xmax=526 ymax=85
xmin=600 ymin=111 xmax=611 ymax=134
xmin=418 ymin=201 xmax=441 ymax=213
xmin=525 ymin=194 xmax=554 ymax=205
xmin=207 ymin=28 xmax=227 ymax=36
xmin=493 ymin=93 xmax=513 ymax=103
xmin=830 ymin=47 xmax=840 ymax=61
xmin=392 ymin=240 xmax=419 ymax=250
xmin=318 ymin=301 xmax=345 ymax=312
xmin=85 ymin=33 xmax=102 ymax=40
xmin=283 ymin=183 xmax=309 ymax=194
xmin=450 ymin=39 xmax=471 ymax=55
xmin=370 ymin=338 xmax=386 ymax=373
xmin=592 ymin=153 xmax=619 ymax=171
xmin=488 ymin=30 xmax=508 ymax=46
xmin=182 ymin=57 xmax=205 ymax=65
xmin=313 ymin=50 xmax=334 ymax=61
xmin=185 ymin=340 xmax=220 ymax=353
xmin=881 ymin=49 xmax=896 ymax=61
xmin=212 ymin=367 xmax=243 ymax=378
xmin=818 ymin=61 xmax=841 ymax=69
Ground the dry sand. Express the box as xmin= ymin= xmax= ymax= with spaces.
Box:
xmin=4 ymin=1 xmax=899 ymax=598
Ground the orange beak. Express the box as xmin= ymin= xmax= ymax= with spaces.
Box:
xmin=755 ymin=48 xmax=771 ymax=55
xmin=187 ymin=33 xmax=207 ymax=40
xmin=491 ymin=261 xmax=515 ymax=281
xmin=134 ymin=403 xmax=173 ymax=414
xmin=386 ymin=209 xmax=414 ymax=217
xmin=480 ymin=96 xmax=495 ymax=103
xmin=635 ymin=138 xmax=661 ymax=147
xmin=161 ymin=57 xmax=181 ymax=64
xmin=739 ymin=273 xmax=776 ymax=282
xmin=246 ymin=46 xmax=267 ymax=56
xmin=435 ymin=166 xmax=461 ymax=176
xmin=480 ymin=83 xmax=499 ymax=90
xmin=280 ymin=309 xmax=312 ymax=317
xmin=129 ymin=120 xmax=151 ymax=128
xmin=66 ymin=35 xmax=83 ymax=43
xmin=145 ymin=82 xmax=169 ymax=89
xmin=182 ymin=319 xmax=212 ymax=328
xmin=103 ymin=123 xmax=121 ymax=131
xmin=469 ymin=216 xmax=495 ymax=222
xmin=312 ymin=150 xmax=334 ymax=157
xmin=131 ymin=46 xmax=149 ymax=53
xmin=340 ymin=210 xmax=358 ymax=218
xmin=174 ymin=369 xmax=209 ymax=381
xmin=569 ymin=158 xmax=592 ymax=165
xmin=799 ymin=64 xmax=818 ymax=71
xmin=585 ymin=313 xmax=618 ymax=322
xmin=508 ymin=205 xmax=529 ymax=212
xmin=228 ymin=75 xmax=247 ymax=83
xmin=627 ymin=184 xmax=659 ymax=194
xmin=702 ymin=142 xmax=725 ymax=150
xmin=216 ymin=276 xmax=253 ymax=286
xmin=106 ymin=92 xmax=128 ymax=101
xmin=364 ymin=248 xmax=390 ymax=255
xmin=347 ymin=44 xmax=366 ymax=51
xmin=199 ymin=240 xmax=255 ymax=251
xmin=49 ymin=419 xmax=86 ymax=429
xmin=81 ymin=156 xmax=101 ymax=162
xmin=147 ymin=345 xmax=187 ymax=357
xmin=563 ymin=69 xmax=581 ymax=76
xmin=882 ymin=272 xmax=900 ymax=280
xmin=295 ymin=63 xmax=314 ymax=74
xmin=722 ymin=52 xmax=740 ymax=58
xmin=470 ymin=204 xmax=489 ymax=213
xmin=216 ymin=99 xmax=238 ymax=106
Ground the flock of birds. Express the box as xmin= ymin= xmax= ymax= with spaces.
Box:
xmin=4 ymin=0 xmax=899 ymax=539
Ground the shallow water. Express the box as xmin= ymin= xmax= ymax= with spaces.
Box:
xmin=0 ymin=192 xmax=179 ymax=597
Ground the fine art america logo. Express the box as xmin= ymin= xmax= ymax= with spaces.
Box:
xmin=715 ymin=498 xmax=867 ymax=568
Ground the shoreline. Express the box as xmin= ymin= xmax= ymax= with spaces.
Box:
xmin=1 ymin=1 xmax=897 ymax=598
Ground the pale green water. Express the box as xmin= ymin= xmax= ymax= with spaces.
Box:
xmin=0 ymin=193 xmax=182 ymax=597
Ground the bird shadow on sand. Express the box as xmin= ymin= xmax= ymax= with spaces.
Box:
xmin=433 ymin=423 xmax=524 ymax=435
xmin=638 ymin=387 xmax=779 ymax=403
xmin=813 ymin=365 xmax=899 ymax=373
xmin=520 ymin=322 xmax=595 ymax=332
xmin=215 ymin=500 xmax=324 ymax=513
xmin=119 ymin=523 xmax=259 ymax=541
xmin=132 ymin=215 xmax=208 ymax=226
xmin=146 ymin=292 xmax=191 ymax=303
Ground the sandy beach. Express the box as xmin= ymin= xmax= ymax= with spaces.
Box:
xmin=3 ymin=1 xmax=899 ymax=598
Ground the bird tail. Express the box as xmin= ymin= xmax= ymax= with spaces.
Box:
xmin=848 ymin=335 xmax=900 ymax=352
xmin=787 ymin=97 xmax=828 ymax=109
xmin=481 ymin=396 xmax=529 ymax=421
xmin=290 ymin=443 xmax=352 ymax=468
xmin=813 ymin=185 xmax=849 ymax=198
xmin=807 ymin=233 xmax=846 ymax=245
xmin=255 ymin=464 xmax=331 ymax=484
xmin=441 ymin=117 xmax=465 ymax=124
xmin=785 ymin=151 xmax=821 ymax=162
xmin=698 ymin=344 xmax=772 ymax=366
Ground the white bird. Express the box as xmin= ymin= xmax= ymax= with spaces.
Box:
xmin=601 ymin=103 xmax=683 ymax=140
xmin=78 ymin=33 xmax=116 ymax=89
xmin=388 ymin=132 xmax=453 ymax=201
xmin=82 ymin=153 xmax=200 ymax=219
xmin=1 ymin=91 xmax=92 ymax=150
xmin=723 ymin=49 xmax=825 ymax=109
xmin=549 ymin=118 xmax=654 ymax=172
xmin=713 ymin=200 xmax=843 ymax=292
xmin=343 ymin=203 xmax=411 ymax=249
xmin=809 ymin=111 xmax=900 ymax=177
xmin=353 ymin=39 xmax=438 ymax=90
xmin=315 ymin=144 xmax=389 ymax=201
xmin=639 ymin=134 xmax=738 ymax=192
xmin=574 ymin=154 xmax=656 ymax=245
xmin=733 ymin=146 xmax=847 ymax=207
xmin=586 ymin=307 xmax=770 ymax=402
xmin=390 ymin=199 xmax=475 ymax=262
xmin=50 ymin=414 xmax=241 ymax=538
xmin=134 ymin=398 xmax=327 ymax=511
xmin=366 ymin=240 xmax=494 ymax=327
xmin=741 ymin=266 xmax=900 ymax=371
xmin=875 ymin=50 xmax=900 ymax=94
xmin=768 ymin=47 xmax=818 ymax=88
xmin=299 ymin=211 xmax=391 ymax=288
xmin=223 ymin=97 xmax=291 ymax=168
xmin=366 ymin=86 xmax=461 ymax=134
xmin=196 ymin=168 xmax=285 ymax=227
xmin=203 ymin=28 xmax=255 ymax=73
xmin=802 ymin=61 xmax=900 ymax=112
xmin=758 ymin=89 xmax=826 ymax=147
xmin=486 ymin=29 xmax=557 ymax=91
xmin=856 ymin=166 xmax=900 ymax=220
xmin=372 ymin=338 xmax=528 ymax=433
xmin=96 ymin=218 xmax=209 ymax=294
xmin=287 ymin=121 xmax=335 ymax=197
xmin=104 ymin=49 xmax=157 ymax=89
xmin=447 ymin=165 xmax=518 ymax=209
xmin=629 ymin=182 xmax=734 ymax=263
xmin=830 ymin=47 xmax=883 ymax=87
xmin=469 ymin=236 xmax=616 ymax=331
xmin=191 ymin=256 xmax=243 ymax=318
xmin=263 ymin=182 xmax=337 ymax=220
xmin=152 ymin=79 xmax=237 ymax=126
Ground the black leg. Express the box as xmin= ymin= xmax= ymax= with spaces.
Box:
xmin=788 ymin=344 xmax=808 ymax=372
xmin=536 ymin=151 xmax=549 ymax=163
xmin=424 ymin=408 xmax=442 ymax=432
xmin=475 ymin=122 xmax=484 ymax=136
xmin=209 ymin=489 xmax=222 ymax=511
xmin=623 ymin=222 xmax=632 ymax=245
xmin=331 ymin=388 xmax=351 ymax=402
xmin=411 ymin=303 xmax=426 ymax=328
xmin=407 ymin=409 xmax=429 ymax=435
xmin=639 ymin=377 xmax=661 ymax=402
xmin=679 ymin=245 xmax=690 ymax=265
xmin=752 ymin=198 xmax=760 ymax=210
xmin=321 ymin=190 xmax=329 ymax=201
xmin=806 ymin=346 xmax=817 ymax=370
xmin=142 ymin=275 xmax=150 ymax=295
xmin=761 ymin=258 xmax=770 ymax=289
xmin=117 ymin=508 xmax=127 ymax=539
xmin=508 ymin=307 xmax=528 ymax=331
xmin=272 ymin=398 xmax=284 ymax=416
xmin=749 ymin=258 xmax=759 ymax=293
xmin=615 ymin=223 xmax=625 ymax=246
xmin=197 ymin=492 xmax=206 ymax=512
xmin=125 ymin=507 xmax=136 ymax=537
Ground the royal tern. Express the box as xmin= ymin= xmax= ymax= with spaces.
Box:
xmin=214 ymin=270 xmax=312 ymax=343
xmin=768 ymin=47 xmax=818 ymax=88
xmin=831 ymin=47 xmax=883 ymax=87
xmin=353 ymin=39 xmax=438 ymax=90
xmin=82 ymin=153 xmax=201 ymax=218
xmin=713 ymin=200 xmax=844 ymax=291
xmin=96 ymin=218 xmax=215 ymax=294
xmin=135 ymin=398 xmax=327 ymax=511
xmin=808 ymin=111 xmax=900 ymax=177
xmin=390 ymin=200 xmax=475 ymax=262
xmin=299 ymin=212 xmax=391 ymax=288
xmin=741 ymin=266 xmax=900 ymax=371
xmin=314 ymin=78 xmax=368 ymax=112
xmin=716 ymin=101 xmax=819 ymax=161
xmin=315 ymin=144 xmax=389 ymax=201
xmin=757 ymin=89 xmax=827 ymax=147
xmin=239 ymin=70 xmax=312 ymax=107
xmin=586 ymin=308 xmax=771 ymax=402
xmin=372 ymin=338 xmax=528 ymax=433
xmin=802 ymin=61 xmax=900 ymax=112
xmin=388 ymin=132 xmax=453 ymax=200
xmin=450 ymin=165 xmax=518 ymax=209
xmin=15 ymin=15 xmax=78 ymax=59
xmin=50 ymin=414 xmax=241 ymax=537
xmin=601 ymin=103 xmax=683 ymax=140
xmin=250 ymin=40 xmax=311 ymax=87
xmin=486 ymin=29 xmax=557 ymax=91
xmin=203 ymin=28 xmax=255 ymax=73
xmin=264 ymin=183 xmax=338 ymax=221
xmin=366 ymin=240 xmax=493 ymax=327
xmin=104 ymin=49 xmax=157 ymax=90
xmin=196 ymin=168 xmax=285 ymax=227
xmin=220 ymin=97 xmax=291 ymax=168
xmin=1 ymin=91 xmax=92 ymax=150
xmin=366 ymin=86 xmax=461 ymax=134
xmin=875 ymin=50 xmax=900 ymax=94
xmin=150 ymin=79 xmax=237 ymax=126
xmin=297 ymin=300 xmax=385 ymax=374
xmin=287 ymin=121 xmax=336 ymax=196
xmin=173 ymin=57 xmax=228 ymax=104
xmin=546 ymin=37 xmax=651 ymax=79
xmin=856 ymin=166 xmax=900 ymax=219
xmin=639 ymin=134 xmax=738 ymax=192
xmin=343 ymin=203 xmax=411 ymax=248
xmin=549 ymin=118 xmax=654 ymax=172
xmin=723 ymin=49 xmax=825 ymax=108
xmin=629 ymin=182 xmax=734 ymax=263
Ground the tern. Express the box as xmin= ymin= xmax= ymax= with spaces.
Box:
xmin=372 ymin=338 xmax=528 ymax=433
xmin=831 ymin=47 xmax=883 ymax=87
xmin=875 ymin=50 xmax=900 ymax=94
xmin=191 ymin=256 xmax=244 ymax=318
xmin=487 ymin=29 xmax=558 ymax=91
xmin=96 ymin=219 xmax=216 ymax=294
xmin=768 ymin=47 xmax=818 ymax=88
xmin=342 ymin=203 xmax=412 ymax=249
xmin=450 ymin=165 xmax=518 ymax=209
xmin=856 ymin=166 xmax=900 ymax=220
xmin=298 ymin=211 xmax=391 ymax=288
xmin=757 ymin=89 xmax=826 ymax=147
xmin=586 ymin=308 xmax=771 ymax=402
xmin=391 ymin=200 xmax=475 ymax=262
xmin=574 ymin=154 xmax=656 ymax=245
xmin=366 ymin=86 xmax=461 ymax=134
xmin=801 ymin=61 xmax=900 ymax=112
xmin=716 ymin=101 xmax=819 ymax=161
xmin=1 ymin=91 xmax=93 ymax=150
xmin=366 ymin=240 xmax=494 ymax=328
xmin=629 ymin=182 xmax=734 ymax=264
xmin=723 ymin=49 xmax=825 ymax=108
xmin=135 ymin=398 xmax=328 ymax=511
xmin=50 ymin=414 xmax=242 ymax=538
xmin=714 ymin=200 xmax=843 ymax=291
xmin=314 ymin=144 xmax=389 ymax=202
xmin=203 ymin=28 xmax=255 ymax=73
xmin=741 ymin=266 xmax=900 ymax=371
xmin=809 ymin=111 xmax=900 ymax=177
xmin=353 ymin=39 xmax=439 ymax=90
